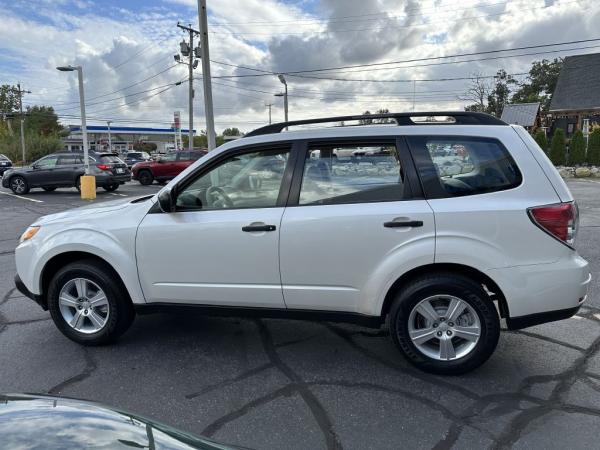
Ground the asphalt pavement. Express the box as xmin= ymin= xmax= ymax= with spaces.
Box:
xmin=1 ymin=180 xmax=599 ymax=450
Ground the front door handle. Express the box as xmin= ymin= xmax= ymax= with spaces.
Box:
xmin=384 ymin=220 xmax=423 ymax=228
xmin=242 ymin=224 xmax=277 ymax=232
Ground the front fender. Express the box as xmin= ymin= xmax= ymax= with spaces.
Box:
xmin=17 ymin=227 xmax=145 ymax=304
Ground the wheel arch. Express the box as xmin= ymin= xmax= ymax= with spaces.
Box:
xmin=380 ymin=263 xmax=509 ymax=319
xmin=40 ymin=251 xmax=133 ymax=309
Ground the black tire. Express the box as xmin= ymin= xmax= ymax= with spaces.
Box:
xmin=75 ymin=177 xmax=81 ymax=192
xmin=47 ymin=260 xmax=135 ymax=345
xmin=389 ymin=272 xmax=500 ymax=375
xmin=137 ymin=170 xmax=153 ymax=186
xmin=9 ymin=175 xmax=29 ymax=195
xmin=42 ymin=186 xmax=57 ymax=192
xmin=103 ymin=183 xmax=119 ymax=192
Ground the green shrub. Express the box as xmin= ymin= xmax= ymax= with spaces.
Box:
xmin=568 ymin=130 xmax=586 ymax=165
xmin=0 ymin=132 xmax=62 ymax=165
xmin=587 ymin=128 xmax=600 ymax=166
xmin=549 ymin=128 xmax=566 ymax=166
xmin=533 ymin=130 xmax=548 ymax=154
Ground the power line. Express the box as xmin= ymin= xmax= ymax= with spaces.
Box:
xmin=212 ymin=37 xmax=600 ymax=78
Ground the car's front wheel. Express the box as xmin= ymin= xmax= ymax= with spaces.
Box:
xmin=10 ymin=176 xmax=29 ymax=195
xmin=389 ymin=273 xmax=500 ymax=375
xmin=47 ymin=260 xmax=135 ymax=345
xmin=137 ymin=170 xmax=153 ymax=185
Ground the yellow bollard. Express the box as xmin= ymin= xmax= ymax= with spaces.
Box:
xmin=80 ymin=175 xmax=96 ymax=200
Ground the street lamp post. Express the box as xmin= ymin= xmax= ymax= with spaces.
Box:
xmin=107 ymin=120 xmax=112 ymax=153
xmin=57 ymin=65 xmax=95 ymax=200
xmin=276 ymin=74 xmax=288 ymax=123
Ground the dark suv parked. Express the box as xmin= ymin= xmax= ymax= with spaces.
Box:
xmin=0 ymin=154 xmax=13 ymax=176
xmin=123 ymin=151 xmax=150 ymax=168
xmin=1 ymin=152 xmax=131 ymax=195
xmin=132 ymin=150 xmax=206 ymax=185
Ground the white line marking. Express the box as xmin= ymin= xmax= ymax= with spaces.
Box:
xmin=0 ymin=191 xmax=44 ymax=203
xmin=110 ymin=193 xmax=127 ymax=197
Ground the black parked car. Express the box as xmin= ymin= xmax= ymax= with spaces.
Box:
xmin=1 ymin=152 xmax=131 ymax=195
xmin=124 ymin=150 xmax=151 ymax=168
xmin=0 ymin=153 xmax=12 ymax=176
xmin=0 ymin=394 xmax=238 ymax=449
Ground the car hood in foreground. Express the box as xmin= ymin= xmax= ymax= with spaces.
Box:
xmin=0 ymin=394 xmax=241 ymax=450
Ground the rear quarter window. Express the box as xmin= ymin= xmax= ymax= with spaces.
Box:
xmin=407 ymin=136 xmax=522 ymax=198
xmin=99 ymin=155 xmax=124 ymax=163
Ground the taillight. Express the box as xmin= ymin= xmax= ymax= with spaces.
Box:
xmin=97 ymin=164 xmax=110 ymax=171
xmin=528 ymin=202 xmax=579 ymax=248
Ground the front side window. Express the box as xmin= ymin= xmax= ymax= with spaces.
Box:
xmin=408 ymin=136 xmax=522 ymax=198
xmin=175 ymin=147 xmax=290 ymax=210
xmin=34 ymin=155 xmax=59 ymax=169
xmin=57 ymin=155 xmax=78 ymax=165
xmin=299 ymin=143 xmax=405 ymax=205
xmin=161 ymin=153 xmax=177 ymax=162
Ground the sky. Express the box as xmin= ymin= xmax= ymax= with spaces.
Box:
xmin=0 ymin=0 xmax=599 ymax=134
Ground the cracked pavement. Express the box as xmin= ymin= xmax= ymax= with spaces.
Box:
xmin=1 ymin=180 xmax=599 ymax=449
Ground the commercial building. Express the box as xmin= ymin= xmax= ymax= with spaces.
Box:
xmin=63 ymin=125 xmax=194 ymax=154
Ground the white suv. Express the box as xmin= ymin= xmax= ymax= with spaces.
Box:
xmin=14 ymin=112 xmax=591 ymax=374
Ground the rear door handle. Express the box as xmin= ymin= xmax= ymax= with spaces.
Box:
xmin=384 ymin=220 xmax=423 ymax=228
xmin=242 ymin=224 xmax=277 ymax=232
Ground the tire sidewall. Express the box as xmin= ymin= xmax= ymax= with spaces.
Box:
xmin=138 ymin=170 xmax=153 ymax=185
xmin=10 ymin=176 xmax=29 ymax=195
xmin=390 ymin=275 xmax=500 ymax=375
xmin=47 ymin=262 xmax=131 ymax=345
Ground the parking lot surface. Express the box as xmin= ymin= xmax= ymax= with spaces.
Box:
xmin=1 ymin=180 xmax=599 ymax=450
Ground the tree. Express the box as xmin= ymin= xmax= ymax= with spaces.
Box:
xmin=587 ymin=128 xmax=600 ymax=166
xmin=222 ymin=127 xmax=241 ymax=136
xmin=24 ymin=106 xmax=62 ymax=136
xmin=568 ymin=130 xmax=586 ymax=166
xmin=549 ymin=128 xmax=566 ymax=166
xmin=534 ymin=130 xmax=548 ymax=154
xmin=462 ymin=74 xmax=491 ymax=112
xmin=0 ymin=84 xmax=19 ymax=117
xmin=511 ymin=58 xmax=563 ymax=112
xmin=133 ymin=142 xmax=157 ymax=153
xmin=486 ymin=70 xmax=517 ymax=118
xmin=359 ymin=110 xmax=373 ymax=125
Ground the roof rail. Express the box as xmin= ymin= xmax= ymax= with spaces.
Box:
xmin=245 ymin=111 xmax=507 ymax=137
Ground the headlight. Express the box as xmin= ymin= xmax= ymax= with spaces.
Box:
xmin=20 ymin=226 xmax=40 ymax=243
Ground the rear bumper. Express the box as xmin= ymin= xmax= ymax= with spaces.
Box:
xmin=97 ymin=173 xmax=131 ymax=185
xmin=506 ymin=304 xmax=582 ymax=330
xmin=14 ymin=274 xmax=46 ymax=310
xmin=488 ymin=253 xmax=590 ymax=322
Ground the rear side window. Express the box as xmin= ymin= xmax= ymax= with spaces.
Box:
xmin=298 ymin=142 xmax=407 ymax=205
xmin=407 ymin=136 xmax=521 ymax=198
xmin=99 ymin=155 xmax=123 ymax=163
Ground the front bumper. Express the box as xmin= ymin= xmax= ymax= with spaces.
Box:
xmin=1 ymin=176 xmax=10 ymax=187
xmin=0 ymin=166 xmax=12 ymax=176
xmin=14 ymin=274 xmax=46 ymax=310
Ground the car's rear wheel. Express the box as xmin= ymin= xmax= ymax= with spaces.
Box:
xmin=389 ymin=273 xmax=499 ymax=375
xmin=103 ymin=183 xmax=119 ymax=192
xmin=10 ymin=176 xmax=29 ymax=195
xmin=42 ymin=186 xmax=57 ymax=192
xmin=137 ymin=170 xmax=153 ymax=185
xmin=47 ymin=260 xmax=135 ymax=345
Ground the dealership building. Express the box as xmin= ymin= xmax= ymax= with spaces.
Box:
xmin=63 ymin=125 xmax=194 ymax=154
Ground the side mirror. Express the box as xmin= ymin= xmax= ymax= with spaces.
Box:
xmin=157 ymin=188 xmax=174 ymax=212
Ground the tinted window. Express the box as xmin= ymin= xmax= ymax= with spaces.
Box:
xmin=34 ymin=155 xmax=59 ymax=169
xmin=408 ymin=136 xmax=522 ymax=198
xmin=161 ymin=153 xmax=177 ymax=162
xmin=127 ymin=152 xmax=142 ymax=158
xmin=99 ymin=155 xmax=123 ymax=163
xmin=176 ymin=148 xmax=290 ymax=210
xmin=189 ymin=151 xmax=205 ymax=161
xmin=57 ymin=155 xmax=79 ymax=165
xmin=298 ymin=143 xmax=405 ymax=205
xmin=177 ymin=152 xmax=190 ymax=161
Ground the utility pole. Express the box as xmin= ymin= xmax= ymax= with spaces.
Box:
xmin=176 ymin=23 xmax=200 ymax=152
xmin=106 ymin=120 xmax=112 ymax=153
xmin=16 ymin=83 xmax=31 ymax=165
xmin=197 ymin=0 xmax=216 ymax=150
xmin=265 ymin=103 xmax=273 ymax=124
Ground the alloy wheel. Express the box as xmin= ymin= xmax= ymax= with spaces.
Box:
xmin=11 ymin=178 xmax=26 ymax=194
xmin=407 ymin=295 xmax=481 ymax=361
xmin=58 ymin=278 xmax=110 ymax=334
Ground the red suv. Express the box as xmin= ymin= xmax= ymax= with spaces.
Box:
xmin=132 ymin=150 xmax=207 ymax=185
